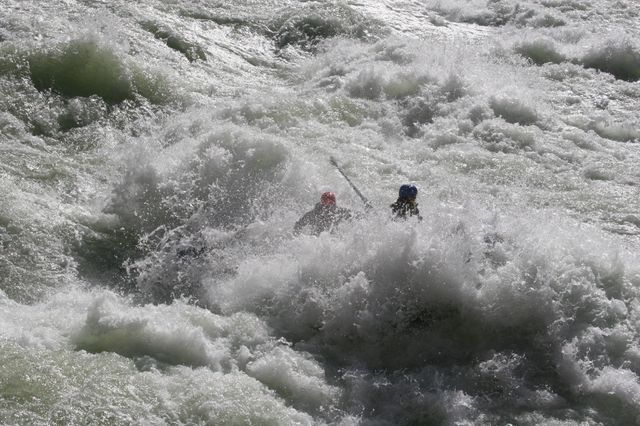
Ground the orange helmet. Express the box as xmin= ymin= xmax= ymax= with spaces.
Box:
xmin=320 ymin=192 xmax=336 ymax=206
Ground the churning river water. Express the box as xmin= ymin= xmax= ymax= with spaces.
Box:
xmin=2 ymin=0 xmax=640 ymax=424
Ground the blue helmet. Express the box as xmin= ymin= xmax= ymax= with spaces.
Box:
xmin=399 ymin=184 xmax=418 ymax=199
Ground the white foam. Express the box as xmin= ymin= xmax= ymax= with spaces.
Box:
xmin=0 ymin=287 xmax=341 ymax=422
xmin=246 ymin=345 xmax=341 ymax=413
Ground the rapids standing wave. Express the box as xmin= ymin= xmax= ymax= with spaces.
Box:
xmin=2 ymin=0 xmax=640 ymax=425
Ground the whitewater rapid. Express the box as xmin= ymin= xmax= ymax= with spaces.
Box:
xmin=2 ymin=0 xmax=640 ymax=424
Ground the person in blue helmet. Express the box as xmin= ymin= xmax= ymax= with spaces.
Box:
xmin=391 ymin=184 xmax=422 ymax=220
xmin=294 ymin=191 xmax=353 ymax=235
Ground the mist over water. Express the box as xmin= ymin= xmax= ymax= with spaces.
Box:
xmin=2 ymin=0 xmax=640 ymax=424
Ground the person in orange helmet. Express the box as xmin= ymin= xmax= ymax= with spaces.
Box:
xmin=294 ymin=192 xmax=353 ymax=235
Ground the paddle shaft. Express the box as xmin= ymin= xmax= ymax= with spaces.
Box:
xmin=330 ymin=157 xmax=372 ymax=208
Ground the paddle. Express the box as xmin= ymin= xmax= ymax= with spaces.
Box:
xmin=329 ymin=156 xmax=372 ymax=209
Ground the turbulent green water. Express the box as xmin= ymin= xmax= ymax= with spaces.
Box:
xmin=1 ymin=0 xmax=640 ymax=424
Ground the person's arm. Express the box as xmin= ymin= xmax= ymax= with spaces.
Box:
xmin=336 ymin=207 xmax=354 ymax=221
xmin=294 ymin=211 xmax=312 ymax=235
xmin=391 ymin=201 xmax=401 ymax=216
xmin=414 ymin=205 xmax=423 ymax=221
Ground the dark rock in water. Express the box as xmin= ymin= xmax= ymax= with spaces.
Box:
xmin=268 ymin=3 xmax=383 ymax=52
xmin=180 ymin=9 xmax=263 ymax=32
xmin=141 ymin=21 xmax=207 ymax=62
xmin=273 ymin=15 xmax=341 ymax=50
xmin=176 ymin=245 xmax=207 ymax=258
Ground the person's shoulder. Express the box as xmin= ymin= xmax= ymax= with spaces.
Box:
xmin=338 ymin=206 xmax=354 ymax=214
xmin=296 ymin=208 xmax=316 ymax=225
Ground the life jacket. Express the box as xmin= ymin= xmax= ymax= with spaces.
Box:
xmin=294 ymin=203 xmax=353 ymax=235
xmin=391 ymin=198 xmax=421 ymax=219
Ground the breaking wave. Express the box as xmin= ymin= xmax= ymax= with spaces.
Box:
xmin=580 ymin=40 xmax=640 ymax=82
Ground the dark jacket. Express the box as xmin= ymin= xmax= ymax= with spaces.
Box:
xmin=391 ymin=198 xmax=422 ymax=220
xmin=294 ymin=203 xmax=353 ymax=235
